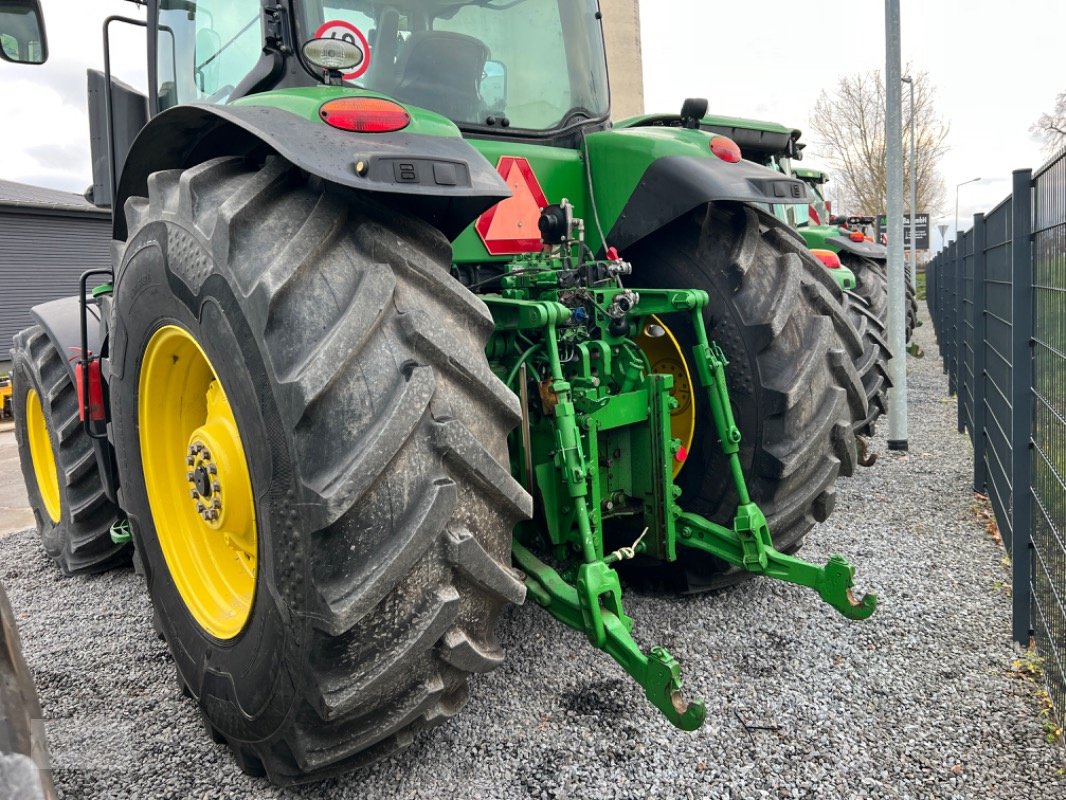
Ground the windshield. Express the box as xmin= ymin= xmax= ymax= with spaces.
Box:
xmin=298 ymin=0 xmax=610 ymax=131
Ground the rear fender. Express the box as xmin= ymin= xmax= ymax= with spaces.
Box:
xmin=586 ymin=127 xmax=810 ymax=252
xmin=800 ymin=226 xmax=887 ymax=261
xmin=113 ymin=98 xmax=511 ymax=242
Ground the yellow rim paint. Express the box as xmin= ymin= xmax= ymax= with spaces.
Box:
xmin=25 ymin=387 xmax=61 ymax=523
xmin=139 ymin=325 xmax=258 ymax=640
xmin=637 ymin=316 xmax=696 ymax=478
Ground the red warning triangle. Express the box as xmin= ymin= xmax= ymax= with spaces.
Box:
xmin=476 ymin=157 xmax=550 ymax=256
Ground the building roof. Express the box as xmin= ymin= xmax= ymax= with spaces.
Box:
xmin=0 ymin=179 xmax=108 ymax=216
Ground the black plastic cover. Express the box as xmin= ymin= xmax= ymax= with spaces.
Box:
xmin=114 ymin=103 xmax=511 ymax=241
xmin=606 ymin=155 xmax=810 ymax=252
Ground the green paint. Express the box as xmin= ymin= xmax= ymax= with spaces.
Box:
xmin=483 ymin=223 xmax=876 ymax=730
xmin=454 ymin=125 xmax=727 ymax=262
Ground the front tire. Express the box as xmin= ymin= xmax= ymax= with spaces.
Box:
xmin=108 ymin=157 xmax=530 ymax=784
xmin=11 ymin=326 xmax=127 ymax=574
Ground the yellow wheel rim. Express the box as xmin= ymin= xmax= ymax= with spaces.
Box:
xmin=139 ymin=325 xmax=258 ymax=640
xmin=637 ymin=316 xmax=696 ymax=478
xmin=25 ymin=388 xmax=61 ymax=524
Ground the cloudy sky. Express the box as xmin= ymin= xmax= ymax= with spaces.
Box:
xmin=1 ymin=0 xmax=1062 ymax=252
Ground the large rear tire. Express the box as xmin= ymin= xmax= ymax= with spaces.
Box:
xmin=108 ymin=156 xmax=530 ymax=784
xmin=841 ymin=291 xmax=892 ymax=438
xmin=625 ymin=203 xmax=865 ymax=591
xmin=843 ymin=254 xmax=916 ymax=342
xmin=10 ymin=326 xmax=127 ymax=574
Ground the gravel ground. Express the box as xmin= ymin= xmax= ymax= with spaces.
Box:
xmin=3 ymin=308 xmax=1065 ymax=800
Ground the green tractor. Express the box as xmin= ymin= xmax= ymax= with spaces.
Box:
xmin=2 ymin=0 xmax=875 ymax=784
xmin=790 ymin=167 xmax=918 ymax=343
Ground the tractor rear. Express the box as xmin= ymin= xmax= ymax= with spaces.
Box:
xmin=1 ymin=0 xmax=876 ymax=784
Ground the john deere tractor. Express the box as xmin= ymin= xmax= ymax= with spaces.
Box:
xmin=2 ymin=0 xmax=875 ymax=784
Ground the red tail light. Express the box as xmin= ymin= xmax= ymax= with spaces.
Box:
xmin=810 ymin=248 xmax=842 ymax=269
xmin=709 ymin=135 xmax=741 ymax=163
xmin=319 ymin=97 xmax=411 ymax=133
xmin=75 ymin=359 xmax=105 ymax=422
xmin=850 ymin=230 xmax=865 ymax=242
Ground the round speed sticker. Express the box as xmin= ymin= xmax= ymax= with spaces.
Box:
xmin=313 ymin=20 xmax=371 ymax=80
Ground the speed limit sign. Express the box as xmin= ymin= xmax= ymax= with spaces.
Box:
xmin=313 ymin=20 xmax=371 ymax=80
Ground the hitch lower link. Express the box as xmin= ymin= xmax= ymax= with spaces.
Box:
xmin=491 ymin=290 xmax=877 ymax=733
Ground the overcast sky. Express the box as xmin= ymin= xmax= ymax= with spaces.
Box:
xmin=1 ymin=0 xmax=1062 ymax=253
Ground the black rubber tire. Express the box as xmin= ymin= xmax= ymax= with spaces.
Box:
xmin=107 ymin=156 xmax=531 ymax=785
xmin=844 ymin=254 xmax=917 ymax=342
xmin=0 ymin=582 xmax=56 ymax=800
xmin=623 ymin=203 xmax=865 ymax=592
xmin=841 ymin=290 xmax=893 ymax=438
xmin=842 ymin=254 xmax=887 ymax=324
xmin=10 ymin=326 xmax=128 ymax=575
xmin=905 ymin=274 xmax=919 ymax=341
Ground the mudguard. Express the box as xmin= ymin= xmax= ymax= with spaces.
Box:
xmin=586 ymin=127 xmax=811 ymax=253
xmin=30 ymin=296 xmax=103 ymax=391
xmin=604 ymin=154 xmax=809 ymax=252
xmin=828 ymin=236 xmax=887 ymax=261
xmin=113 ymin=102 xmax=511 ymax=242
xmin=800 ymin=227 xmax=888 ymax=262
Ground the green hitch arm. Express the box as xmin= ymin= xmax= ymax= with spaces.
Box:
xmin=676 ymin=511 xmax=877 ymax=620
xmin=688 ymin=317 xmax=750 ymax=506
xmin=513 ymin=540 xmax=707 ymax=731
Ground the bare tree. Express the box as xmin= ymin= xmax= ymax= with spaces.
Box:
xmin=808 ymin=69 xmax=949 ymax=217
xmin=1031 ymin=91 xmax=1066 ymax=154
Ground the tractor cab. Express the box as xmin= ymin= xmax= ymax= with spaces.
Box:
xmin=155 ymin=0 xmax=609 ymax=134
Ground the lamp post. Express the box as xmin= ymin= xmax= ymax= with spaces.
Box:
xmin=902 ymin=75 xmax=917 ymax=292
xmin=955 ymin=177 xmax=981 ymax=242
xmin=885 ymin=0 xmax=907 ymax=451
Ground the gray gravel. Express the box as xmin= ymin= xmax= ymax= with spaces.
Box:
xmin=3 ymin=308 xmax=1065 ymax=799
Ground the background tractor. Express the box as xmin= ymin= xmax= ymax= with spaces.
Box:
xmin=1 ymin=0 xmax=875 ymax=784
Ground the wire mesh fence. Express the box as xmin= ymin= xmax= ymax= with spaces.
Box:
xmin=927 ymin=151 xmax=1066 ymax=721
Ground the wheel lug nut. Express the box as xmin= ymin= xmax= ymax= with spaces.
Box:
xmin=196 ymin=502 xmax=205 ymax=513
xmin=186 ymin=472 xmax=194 ymax=481
xmin=201 ymin=450 xmax=211 ymax=460
xmin=212 ymin=482 xmax=221 ymax=493
xmin=212 ymin=498 xmax=222 ymax=509
xmin=208 ymin=465 xmax=217 ymax=475
xmin=190 ymin=489 xmax=199 ymax=499
xmin=186 ymin=456 xmax=195 ymax=465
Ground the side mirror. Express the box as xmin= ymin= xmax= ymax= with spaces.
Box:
xmin=480 ymin=59 xmax=506 ymax=110
xmin=0 ymin=0 xmax=47 ymax=65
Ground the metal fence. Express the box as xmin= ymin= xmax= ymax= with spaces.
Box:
xmin=927 ymin=152 xmax=1066 ymax=720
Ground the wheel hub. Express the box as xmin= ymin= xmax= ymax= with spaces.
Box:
xmin=139 ymin=325 xmax=258 ymax=640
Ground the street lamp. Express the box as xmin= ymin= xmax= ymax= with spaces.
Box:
xmin=902 ymin=75 xmax=917 ymax=291
xmin=955 ymin=177 xmax=981 ymax=242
